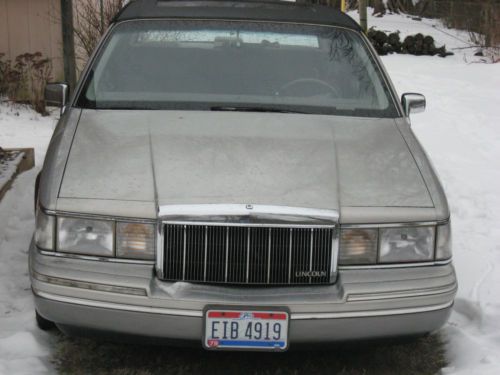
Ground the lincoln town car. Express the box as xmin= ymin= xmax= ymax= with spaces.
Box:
xmin=31 ymin=0 xmax=457 ymax=351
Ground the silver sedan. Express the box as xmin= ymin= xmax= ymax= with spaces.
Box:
xmin=32 ymin=0 xmax=456 ymax=351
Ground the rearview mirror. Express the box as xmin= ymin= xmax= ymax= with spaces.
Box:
xmin=45 ymin=83 xmax=69 ymax=114
xmin=401 ymin=93 xmax=426 ymax=117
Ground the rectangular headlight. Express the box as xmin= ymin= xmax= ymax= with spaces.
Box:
xmin=57 ymin=217 xmax=114 ymax=256
xmin=379 ymin=226 xmax=435 ymax=263
xmin=116 ymin=222 xmax=155 ymax=260
xmin=35 ymin=209 xmax=55 ymax=250
xmin=339 ymin=228 xmax=378 ymax=265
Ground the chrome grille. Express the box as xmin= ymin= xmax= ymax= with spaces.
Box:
xmin=162 ymin=223 xmax=336 ymax=285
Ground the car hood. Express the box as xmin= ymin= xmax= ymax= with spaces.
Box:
xmin=58 ymin=110 xmax=433 ymax=221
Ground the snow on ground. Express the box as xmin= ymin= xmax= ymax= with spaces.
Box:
xmin=347 ymin=7 xmax=478 ymax=59
xmin=0 ymin=104 xmax=57 ymax=374
xmin=0 ymin=10 xmax=499 ymax=374
xmin=389 ymin=53 xmax=500 ymax=375
xmin=348 ymin=9 xmax=500 ymax=374
xmin=0 ymin=104 xmax=56 ymax=167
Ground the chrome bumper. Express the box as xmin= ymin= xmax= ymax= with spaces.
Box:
xmin=30 ymin=242 xmax=457 ymax=343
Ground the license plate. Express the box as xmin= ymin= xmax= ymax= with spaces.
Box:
xmin=203 ymin=307 xmax=289 ymax=351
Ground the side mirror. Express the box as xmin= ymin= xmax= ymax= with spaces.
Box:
xmin=45 ymin=83 xmax=69 ymax=114
xmin=401 ymin=93 xmax=426 ymax=117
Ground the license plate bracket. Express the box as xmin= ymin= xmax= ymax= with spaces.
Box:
xmin=203 ymin=305 xmax=290 ymax=351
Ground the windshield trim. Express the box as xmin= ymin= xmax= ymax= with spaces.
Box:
xmin=72 ymin=18 xmax=403 ymax=118
xmin=77 ymin=100 xmax=398 ymax=118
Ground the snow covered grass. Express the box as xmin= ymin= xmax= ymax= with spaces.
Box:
xmin=0 ymin=10 xmax=499 ymax=374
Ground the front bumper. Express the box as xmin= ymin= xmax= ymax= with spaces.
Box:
xmin=30 ymin=242 xmax=457 ymax=344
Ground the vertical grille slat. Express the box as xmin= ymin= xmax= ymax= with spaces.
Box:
xmin=163 ymin=223 xmax=335 ymax=285
xmin=246 ymin=227 xmax=250 ymax=283
xmin=225 ymin=226 xmax=229 ymax=283
xmin=309 ymin=228 xmax=314 ymax=284
xmin=288 ymin=228 xmax=292 ymax=284
xmin=267 ymin=228 xmax=271 ymax=284
xmin=203 ymin=226 xmax=208 ymax=282
xmin=182 ymin=225 xmax=187 ymax=280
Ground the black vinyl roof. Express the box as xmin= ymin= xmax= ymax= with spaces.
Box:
xmin=113 ymin=0 xmax=362 ymax=31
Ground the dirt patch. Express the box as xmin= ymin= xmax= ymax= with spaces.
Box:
xmin=54 ymin=332 xmax=446 ymax=375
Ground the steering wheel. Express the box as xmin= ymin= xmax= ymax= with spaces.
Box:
xmin=275 ymin=78 xmax=341 ymax=98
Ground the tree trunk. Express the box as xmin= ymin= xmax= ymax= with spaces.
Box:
xmin=359 ymin=0 xmax=368 ymax=31
xmin=60 ymin=0 xmax=77 ymax=92
xmin=372 ymin=0 xmax=386 ymax=16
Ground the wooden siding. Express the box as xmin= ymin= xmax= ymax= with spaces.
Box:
xmin=0 ymin=0 xmax=64 ymax=80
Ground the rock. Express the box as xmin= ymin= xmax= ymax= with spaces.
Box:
xmin=374 ymin=30 xmax=388 ymax=44
xmin=403 ymin=35 xmax=415 ymax=47
xmin=368 ymin=29 xmax=452 ymax=58
xmin=388 ymin=32 xmax=401 ymax=52
xmin=414 ymin=33 xmax=424 ymax=43
xmin=381 ymin=43 xmax=395 ymax=55
xmin=423 ymin=35 xmax=434 ymax=45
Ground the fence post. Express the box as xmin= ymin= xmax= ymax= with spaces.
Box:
xmin=100 ymin=0 xmax=105 ymax=32
xmin=359 ymin=0 xmax=368 ymax=32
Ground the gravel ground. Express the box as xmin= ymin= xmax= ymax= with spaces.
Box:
xmin=54 ymin=331 xmax=446 ymax=375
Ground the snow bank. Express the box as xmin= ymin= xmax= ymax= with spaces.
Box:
xmin=0 ymin=103 xmax=56 ymax=374
xmin=347 ymin=9 xmax=500 ymax=374
xmin=0 ymin=103 xmax=56 ymax=167
xmin=0 ymin=170 xmax=56 ymax=374
xmin=388 ymin=54 xmax=500 ymax=375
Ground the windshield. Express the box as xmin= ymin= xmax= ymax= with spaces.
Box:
xmin=77 ymin=20 xmax=398 ymax=117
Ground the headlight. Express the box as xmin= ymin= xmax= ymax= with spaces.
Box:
xmin=116 ymin=222 xmax=155 ymax=260
xmin=35 ymin=209 xmax=55 ymax=250
xmin=339 ymin=228 xmax=378 ymax=265
xmin=339 ymin=222 xmax=451 ymax=265
xmin=379 ymin=226 xmax=435 ymax=263
xmin=436 ymin=222 xmax=452 ymax=260
xmin=57 ymin=217 xmax=114 ymax=256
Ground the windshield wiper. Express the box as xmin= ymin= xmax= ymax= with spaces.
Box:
xmin=210 ymin=105 xmax=307 ymax=114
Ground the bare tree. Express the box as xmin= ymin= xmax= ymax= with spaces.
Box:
xmin=74 ymin=0 xmax=126 ymax=61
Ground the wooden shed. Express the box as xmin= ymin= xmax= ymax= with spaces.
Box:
xmin=0 ymin=0 xmax=64 ymax=80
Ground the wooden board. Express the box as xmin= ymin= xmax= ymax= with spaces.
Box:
xmin=0 ymin=148 xmax=35 ymax=202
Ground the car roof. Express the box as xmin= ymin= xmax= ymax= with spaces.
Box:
xmin=113 ymin=0 xmax=362 ymax=31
